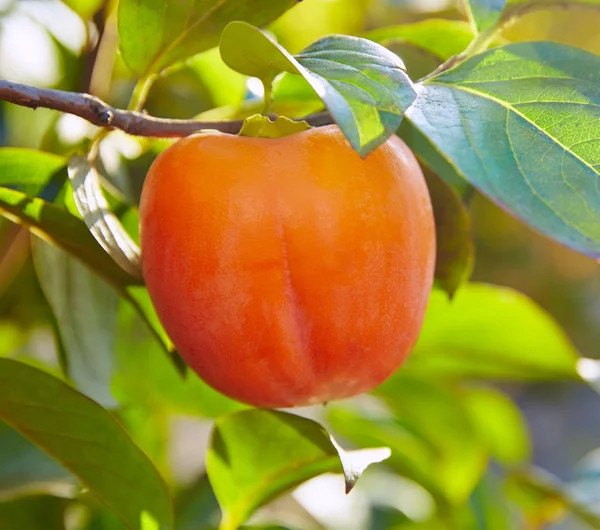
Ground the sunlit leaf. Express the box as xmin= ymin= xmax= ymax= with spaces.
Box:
xmin=460 ymin=386 xmax=530 ymax=465
xmin=0 ymin=148 xmax=65 ymax=196
xmin=220 ymin=22 xmax=416 ymax=156
xmin=375 ymin=376 xmax=488 ymax=505
xmin=404 ymin=283 xmax=579 ymax=380
xmin=118 ymin=0 xmax=300 ymax=75
xmin=32 ymin=240 xmax=119 ymax=408
xmin=68 ymin=156 xmax=142 ymax=280
xmin=408 ymin=42 xmax=600 ymax=257
xmin=62 ymin=0 xmax=105 ymax=19
xmin=0 ymin=359 xmax=173 ymax=530
xmin=207 ymin=409 xmax=390 ymax=529
xmin=465 ymin=0 xmax=507 ymax=32
xmin=366 ymin=19 xmax=475 ymax=61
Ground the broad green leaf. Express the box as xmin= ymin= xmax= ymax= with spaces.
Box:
xmin=118 ymin=0 xmax=299 ymax=76
xmin=0 ymin=187 xmax=139 ymax=288
xmin=68 ymin=156 xmax=142 ymax=280
xmin=295 ymin=36 xmax=416 ymax=156
xmin=469 ymin=472 xmax=515 ymax=530
xmin=0 ymin=422 xmax=71 ymax=498
xmin=0 ymin=148 xmax=65 ymax=195
xmin=62 ymin=0 xmax=105 ymax=19
xmin=220 ymin=22 xmax=417 ymax=156
xmin=375 ymin=376 xmax=488 ymax=505
xmin=174 ymin=475 xmax=220 ymax=530
xmin=460 ymin=386 xmax=530 ymax=465
xmin=408 ymin=42 xmax=600 ymax=257
xmin=365 ymin=19 xmax=475 ymax=62
xmin=0 ymin=359 xmax=173 ymax=530
xmin=425 ymin=169 xmax=473 ymax=296
xmin=32 ymin=240 xmax=119 ymax=408
xmin=465 ymin=0 xmax=507 ymax=33
xmin=0 ymin=495 xmax=67 ymax=530
xmin=404 ymin=283 xmax=579 ymax=379
xmin=326 ymin=404 xmax=450 ymax=507
xmin=207 ymin=409 xmax=390 ymax=530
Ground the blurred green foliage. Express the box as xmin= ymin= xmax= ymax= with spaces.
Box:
xmin=0 ymin=1 xmax=600 ymax=530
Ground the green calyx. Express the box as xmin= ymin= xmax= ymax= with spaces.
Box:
xmin=238 ymin=114 xmax=312 ymax=139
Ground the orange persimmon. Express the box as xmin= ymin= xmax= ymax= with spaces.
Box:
xmin=139 ymin=125 xmax=435 ymax=408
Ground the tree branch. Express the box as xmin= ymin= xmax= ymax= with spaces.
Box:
xmin=0 ymin=79 xmax=332 ymax=137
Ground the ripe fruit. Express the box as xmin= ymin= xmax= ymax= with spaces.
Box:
xmin=140 ymin=125 xmax=435 ymax=408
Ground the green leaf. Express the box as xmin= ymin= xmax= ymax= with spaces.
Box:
xmin=61 ymin=0 xmax=105 ymax=19
xmin=68 ymin=156 xmax=142 ymax=280
xmin=465 ymin=0 xmax=507 ymax=33
xmin=32 ymin=240 xmax=119 ymax=408
xmin=220 ymin=22 xmax=417 ymax=156
xmin=0 ymin=422 xmax=71 ymax=498
xmin=0 ymin=148 xmax=65 ymax=195
xmin=295 ymin=35 xmax=417 ymax=156
xmin=207 ymin=409 xmax=390 ymax=530
xmin=118 ymin=0 xmax=299 ymax=76
xmin=0 ymin=495 xmax=67 ymax=530
xmin=404 ymin=283 xmax=579 ymax=380
xmin=460 ymin=386 xmax=530 ymax=465
xmin=375 ymin=376 xmax=488 ymax=505
xmin=409 ymin=42 xmax=600 ymax=258
xmin=0 ymin=187 xmax=139 ymax=288
xmin=238 ymin=115 xmax=311 ymax=138
xmin=0 ymin=358 xmax=173 ymax=530
xmin=326 ymin=404 xmax=450 ymax=507
xmin=398 ymin=119 xmax=472 ymax=197
xmin=365 ymin=19 xmax=475 ymax=62
xmin=425 ymin=169 xmax=473 ymax=296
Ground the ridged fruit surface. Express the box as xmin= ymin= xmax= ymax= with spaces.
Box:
xmin=140 ymin=125 xmax=435 ymax=408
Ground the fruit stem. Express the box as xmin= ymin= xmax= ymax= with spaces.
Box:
xmin=261 ymin=76 xmax=274 ymax=115
xmin=128 ymin=74 xmax=158 ymax=113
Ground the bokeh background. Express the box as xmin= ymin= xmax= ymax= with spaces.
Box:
xmin=1 ymin=0 xmax=600 ymax=528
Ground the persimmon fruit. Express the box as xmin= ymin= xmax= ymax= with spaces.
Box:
xmin=140 ymin=125 xmax=435 ymax=408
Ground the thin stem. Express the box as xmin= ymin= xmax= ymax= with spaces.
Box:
xmin=0 ymin=79 xmax=333 ymax=137
xmin=128 ymin=74 xmax=158 ymax=112
xmin=261 ymin=76 xmax=274 ymax=115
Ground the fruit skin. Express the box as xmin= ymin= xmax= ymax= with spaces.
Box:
xmin=140 ymin=125 xmax=435 ymax=408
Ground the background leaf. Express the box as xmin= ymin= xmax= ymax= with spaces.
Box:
xmin=459 ymin=386 xmax=530 ymax=465
xmin=0 ymin=148 xmax=65 ymax=196
xmin=365 ymin=19 xmax=475 ymax=63
xmin=118 ymin=0 xmax=300 ymax=75
xmin=425 ymin=169 xmax=473 ymax=296
xmin=465 ymin=0 xmax=507 ymax=33
xmin=32 ymin=239 xmax=119 ymax=408
xmin=0 ymin=495 xmax=67 ymax=530
xmin=408 ymin=41 xmax=600 ymax=258
xmin=0 ymin=359 xmax=172 ymax=530
xmin=207 ymin=409 xmax=389 ymax=530
xmin=61 ymin=0 xmax=105 ymax=19
xmin=403 ymin=283 xmax=580 ymax=380
xmin=0 ymin=187 xmax=139 ymax=289
xmin=0 ymin=422 xmax=72 ymax=499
